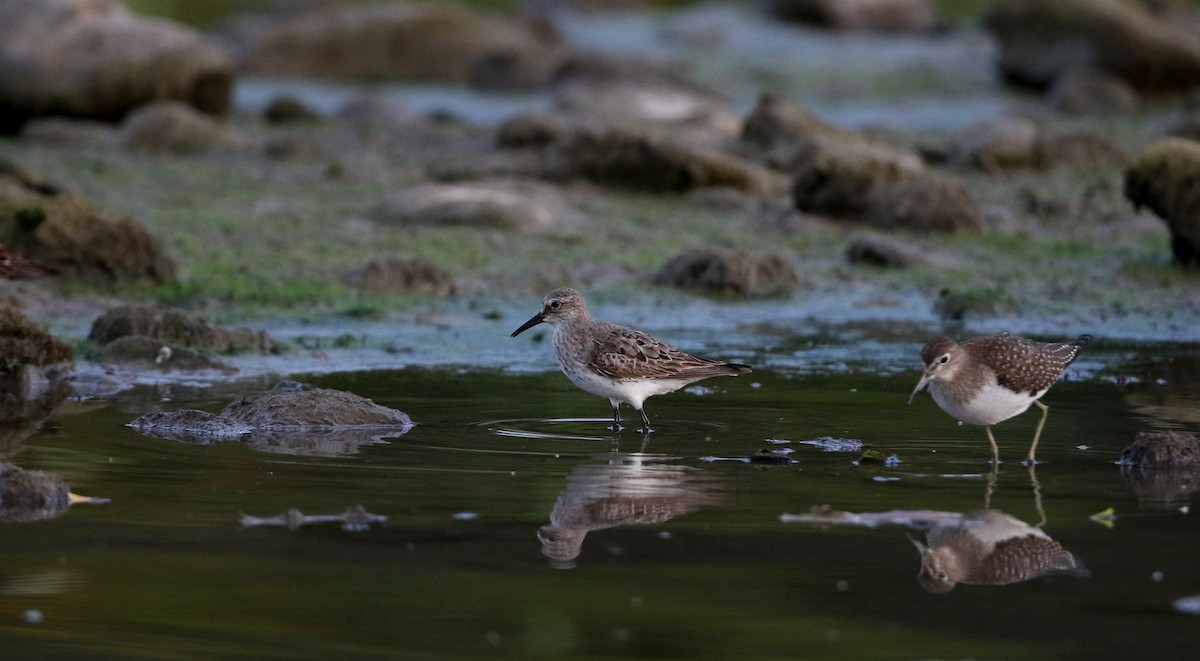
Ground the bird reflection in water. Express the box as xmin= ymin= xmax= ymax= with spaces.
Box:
xmin=911 ymin=508 xmax=1088 ymax=593
xmin=539 ymin=450 xmax=726 ymax=568
xmin=781 ymin=467 xmax=1088 ymax=591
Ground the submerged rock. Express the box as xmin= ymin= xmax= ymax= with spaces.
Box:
xmin=985 ymin=0 xmax=1200 ymax=95
xmin=0 ymin=461 xmax=68 ymax=522
xmin=0 ymin=160 xmax=176 ymax=284
xmin=0 ymin=0 xmax=233 ymax=133
xmin=88 ymin=304 xmax=276 ymax=353
xmin=1124 ymin=138 xmax=1200 ymax=267
xmin=654 ymin=248 xmax=799 ymax=297
xmin=129 ymin=381 xmax=414 ymax=457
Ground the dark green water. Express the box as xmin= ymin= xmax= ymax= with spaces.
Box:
xmin=2 ymin=358 xmax=1198 ymax=659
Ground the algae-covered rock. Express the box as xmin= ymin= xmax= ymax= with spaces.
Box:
xmin=550 ymin=127 xmax=778 ymax=194
xmin=347 ymin=258 xmax=457 ymax=296
xmin=88 ymin=304 xmax=275 ymax=353
xmin=1124 ymin=138 xmax=1200 ymax=266
xmin=129 ymin=381 xmax=414 ymax=457
xmin=0 ymin=160 xmax=176 ymax=284
xmin=0 ymin=461 xmax=69 ymax=522
xmin=234 ymin=2 xmax=564 ymax=87
xmin=845 ymin=235 xmax=924 ymax=268
xmin=1119 ymin=430 xmax=1200 ymax=470
xmin=117 ymin=101 xmax=243 ymax=154
xmin=0 ymin=0 xmax=233 ymax=133
xmin=0 ymin=304 xmax=72 ymax=373
xmin=653 ymin=248 xmax=799 ymax=297
xmin=985 ymin=0 xmax=1200 ymax=95
xmin=95 ymin=336 xmax=236 ymax=372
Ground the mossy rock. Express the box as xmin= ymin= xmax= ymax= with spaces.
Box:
xmin=654 ymin=248 xmax=799 ymax=297
xmin=1124 ymin=138 xmax=1200 ymax=266
xmin=0 ymin=461 xmax=70 ymax=522
xmin=0 ymin=304 xmax=72 ymax=373
xmin=87 ymin=304 xmax=275 ymax=354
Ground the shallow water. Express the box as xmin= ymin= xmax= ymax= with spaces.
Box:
xmin=3 ymin=347 xmax=1199 ymax=658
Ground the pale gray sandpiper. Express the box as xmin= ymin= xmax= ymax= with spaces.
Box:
xmin=511 ymin=288 xmax=752 ymax=432
xmin=908 ymin=332 xmax=1092 ymax=465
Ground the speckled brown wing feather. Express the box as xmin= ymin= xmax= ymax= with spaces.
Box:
xmin=963 ymin=333 xmax=1089 ymax=396
xmin=972 ymin=535 xmax=1085 ymax=585
xmin=587 ymin=324 xmax=742 ymax=381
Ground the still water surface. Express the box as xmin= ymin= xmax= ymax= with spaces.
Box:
xmin=2 ymin=356 xmax=1198 ymax=658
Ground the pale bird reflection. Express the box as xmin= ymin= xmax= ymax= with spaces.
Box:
xmin=539 ymin=452 xmax=726 ymax=568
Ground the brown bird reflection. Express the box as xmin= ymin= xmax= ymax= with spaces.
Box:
xmin=912 ymin=509 xmax=1088 ymax=593
xmin=539 ymin=452 xmax=726 ymax=568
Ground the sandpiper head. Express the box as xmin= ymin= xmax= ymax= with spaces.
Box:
xmin=511 ymin=287 xmax=588 ymax=337
xmin=909 ymin=535 xmax=959 ymax=593
xmin=907 ymin=336 xmax=962 ymax=404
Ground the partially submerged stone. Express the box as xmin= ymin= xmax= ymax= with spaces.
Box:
xmin=0 ymin=161 xmax=176 ymax=284
xmin=0 ymin=0 xmax=233 ymax=133
xmin=129 ymin=382 xmax=414 ymax=457
xmin=654 ymin=248 xmax=799 ymax=297
xmin=1124 ymin=138 xmax=1200 ymax=267
xmin=0 ymin=461 xmax=107 ymax=523
xmin=1119 ymin=430 xmax=1200 ymax=471
xmin=88 ymin=304 xmax=276 ymax=353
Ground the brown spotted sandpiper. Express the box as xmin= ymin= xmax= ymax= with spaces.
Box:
xmin=908 ymin=332 xmax=1092 ymax=465
xmin=511 ymin=288 xmax=752 ymax=432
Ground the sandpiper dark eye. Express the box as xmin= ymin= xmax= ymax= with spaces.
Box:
xmin=549 ymin=300 xmax=561 ymax=309
xmin=939 ymin=354 xmax=950 ymax=364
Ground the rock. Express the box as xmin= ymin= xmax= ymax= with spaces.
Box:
xmin=263 ymin=95 xmax=321 ymax=124
xmin=944 ymin=117 xmax=1127 ymax=170
xmin=653 ymin=248 xmax=799 ymax=297
xmin=18 ymin=117 xmax=115 ymax=147
xmin=845 ymin=235 xmax=924 ymax=268
xmin=1045 ymin=67 xmax=1140 ymax=114
xmin=370 ymin=180 xmax=582 ymax=233
xmin=0 ymin=304 xmax=73 ymax=374
xmin=0 ymin=160 xmax=176 ymax=284
xmin=549 ymin=127 xmax=779 ymax=194
xmin=553 ymin=81 xmax=742 ymax=146
xmin=117 ymin=101 xmax=242 ymax=154
xmin=129 ymin=382 xmax=414 ymax=457
xmin=347 ymin=259 xmax=457 ymax=296
xmin=1119 ymin=430 xmax=1200 ymax=470
xmin=1124 ymin=138 xmax=1200 ymax=267
xmin=235 ymin=2 xmax=564 ymax=87
xmin=87 ymin=304 xmax=276 ymax=353
xmin=497 ymin=112 xmax=572 ymax=148
xmin=0 ymin=461 xmax=70 ymax=522
xmin=985 ymin=0 xmax=1200 ymax=95
xmin=220 ymin=383 xmax=413 ymax=428
xmin=95 ymin=336 xmax=236 ymax=372
xmin=126 ymin=409 xmax=252 ymax=442
xmin=1119 ymin=430 xmax=1200 ymax=507
xmin=765 ymin=0 xmax=938 ymax=33
xmin=791 ymin=149 xmax=982 ymax=232
xmin=0 ymin=0 xmax=233 ymax=133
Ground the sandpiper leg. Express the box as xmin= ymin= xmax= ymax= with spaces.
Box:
xmin=1026 ymin=400 xmax=1050 ymax=466
xmin=638 ymin=408 xmax=652 ymax=433
xmin=609 ymin=405 xmax=622 ymax=431
xmin=985 ymin=426 xmax=1001 ymax=465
